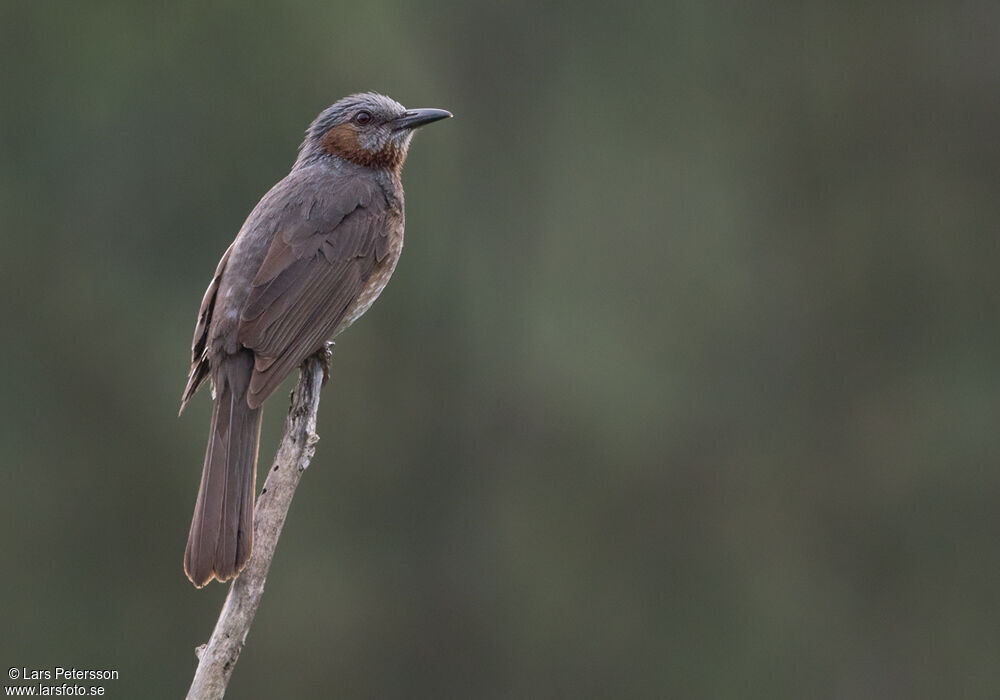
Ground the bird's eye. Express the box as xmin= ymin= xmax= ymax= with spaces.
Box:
xmin=354 ymin=110 xmax=372 ymax=125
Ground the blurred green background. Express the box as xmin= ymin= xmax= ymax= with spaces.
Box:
xmin=2 ymin=1 xmax=999 ymax=698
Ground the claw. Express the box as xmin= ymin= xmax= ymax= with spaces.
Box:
xmin=317 ymin=341 xmax=334 ymax=386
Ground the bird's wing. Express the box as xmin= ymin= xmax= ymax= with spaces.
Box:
xmin=180 ymin=241 xmax=234 ymax=413
xmin=237 ymin=177 xmax=391 ymax=407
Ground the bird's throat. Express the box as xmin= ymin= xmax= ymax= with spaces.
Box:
xmin=320 ymin=123 xmax=407 ymax=172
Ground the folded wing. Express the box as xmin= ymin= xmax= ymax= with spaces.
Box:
xmin=238 ymin=178 xmax=390 ymax=407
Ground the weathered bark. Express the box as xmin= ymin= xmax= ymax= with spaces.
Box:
xmin=186 ymin=351 xmax=327 ymax=700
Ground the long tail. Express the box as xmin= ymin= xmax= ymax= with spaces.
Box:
xmin=184 ymin=351 xmax=262 ymax=587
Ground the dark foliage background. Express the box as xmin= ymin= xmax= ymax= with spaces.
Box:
xmin=2 ymin=1 xmax=998 ymax=698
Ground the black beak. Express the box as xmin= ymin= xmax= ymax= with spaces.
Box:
xmin=392 ymin=108 xmax=453 ymax=131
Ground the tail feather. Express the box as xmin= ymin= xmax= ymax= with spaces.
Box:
xmin=184 ymin=351 xmax=262 ymax=587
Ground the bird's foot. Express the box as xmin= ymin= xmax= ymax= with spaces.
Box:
xmin=314 ymin=342 xmax=334 ymax=386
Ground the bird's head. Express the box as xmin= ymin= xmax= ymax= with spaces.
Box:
xmin=300 ymin=92 xmax=451 ymax=172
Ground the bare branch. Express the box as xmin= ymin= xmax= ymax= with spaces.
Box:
xmin=186 ymin=350 xmax=327 ymax=700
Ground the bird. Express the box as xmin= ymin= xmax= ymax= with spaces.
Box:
xmin=179 ymin=93 xmax=451 ymax=587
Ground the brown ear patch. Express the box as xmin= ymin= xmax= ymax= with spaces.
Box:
xmin=320 ymin=123 xmax=406 ymax=171
xmin=321 ymin=123 xmax=363 ymax=160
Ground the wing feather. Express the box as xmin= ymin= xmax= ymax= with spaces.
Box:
xmin=236 ymin=178 xmax=389 ymax=408
xmin=180 ymin=242 xmax=234 ymax=412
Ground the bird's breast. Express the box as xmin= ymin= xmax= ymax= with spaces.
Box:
xmin=335 ymin=223 xmax=404 ymax=335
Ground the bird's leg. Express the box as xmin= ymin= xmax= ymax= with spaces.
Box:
xmin=309 ymin=341 xmax=334 ymax=386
